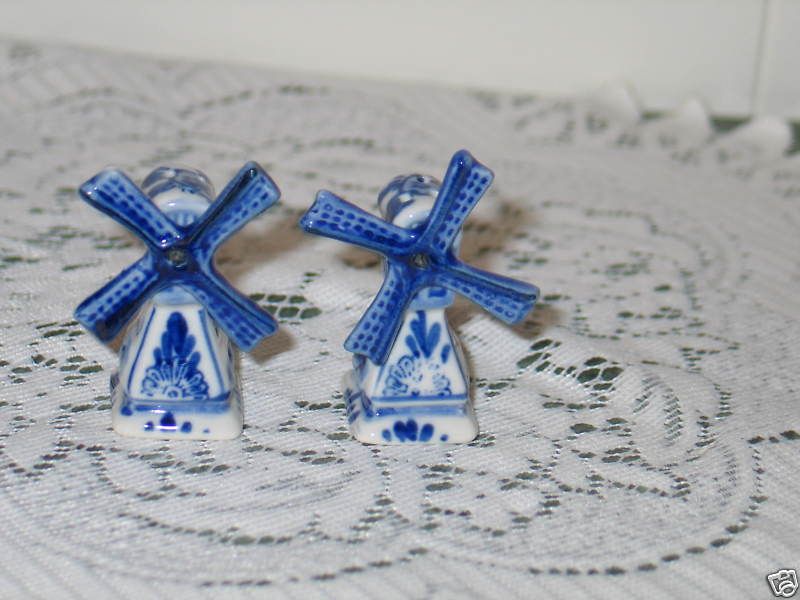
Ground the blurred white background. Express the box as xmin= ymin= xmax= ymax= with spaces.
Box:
xmin=0 ymin=0 xmax=798 ymax=118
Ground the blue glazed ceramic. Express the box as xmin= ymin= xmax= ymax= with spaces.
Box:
xmin=75 ymin=163 xmax=280 ymax=439
xmin=299 ymin=149 xmax=539 ymax=443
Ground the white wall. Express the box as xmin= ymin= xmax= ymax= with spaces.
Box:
xmin=0 ymin=0 xmax=796 ymax=118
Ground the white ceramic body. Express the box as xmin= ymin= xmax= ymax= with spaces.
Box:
xmin=345 ymin=184 xmax=479 ymax=444
xmin=107 ymin=180 xmax=243 ymax=440
xmin=345 ymin=307 xmax=478 ymax=444
xmin=111 ymin=297 xmax=243 ymax=440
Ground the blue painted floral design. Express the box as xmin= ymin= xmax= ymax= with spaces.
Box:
xmin=383 ymin=311 xmax=451 ymax=397
xmin=142 ymin=412 xmax=193 ymax=433
xmin=382 ymin=419 xmax=435 ymax=442
xmin=141 ymin=312 xmax=209 ymax=400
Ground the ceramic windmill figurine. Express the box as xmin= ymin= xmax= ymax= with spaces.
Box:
xmin=75 ymin=162 xmax=280 ymax=439
xmin=300 ymin=150 xmax=539 ymax=443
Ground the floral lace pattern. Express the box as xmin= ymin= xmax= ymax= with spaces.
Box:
xmin=0 ymin=40 xmax=798 ymax=599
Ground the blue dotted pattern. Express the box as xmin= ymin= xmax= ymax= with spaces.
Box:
xmin=299 ymin=190 xmax=417 ymax=256
xmin=188 ymin=166 xmax=280 ymax=264
xmin=420 ymin=157 xmax=493 ymax=253
xmin=81 ymin=170 xmax=182 ymax=249
xmin=75 ymin=162 xmax=280 ymax=351
xmin=299 ymin=149 xmax=540 ymax=365
xmin=344 ymin=262 xmax=411 ymax=360
xmin=75 ymin=254 xmax=160 ymax=341
xmin=179 ymin=274 xmax=278 ymax=351
xmin=435 ymin=263 xmax=537 ymax=324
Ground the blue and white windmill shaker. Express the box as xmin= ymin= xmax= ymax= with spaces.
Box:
xmin=299 ymin=150 xmax=539 ymax=444
xmin=75 ymin=162 xmax=280 ymax=439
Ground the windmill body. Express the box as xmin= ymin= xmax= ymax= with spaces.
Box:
xmin=110 ymin=180 xmax=240 ymax=438
xmin=113 ymin=291 xmax=240 ymax=439
xmin=345 ymin=185 xmax=477 ymax=443
xmin=75 ymin=164 xmax=280 ymax=439
xmin=300 ymin=150 xmax=540 ymax=444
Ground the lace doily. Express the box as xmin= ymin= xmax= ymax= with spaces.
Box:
xmin=0 ymin=40 xmax=798 ymax=599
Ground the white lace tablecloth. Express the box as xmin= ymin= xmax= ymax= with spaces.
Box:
xmin=0 ymin=40 xmax=798 ymax=599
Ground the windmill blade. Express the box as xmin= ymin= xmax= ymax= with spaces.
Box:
xmin=419 ymin=150 xmax=494 ymax=253
xmin=75 ymin=255 xmax=163 ymax=341
xmin=300 ymin=190 xmax=417 ymax=256
xmin=344 ymin=261 xmax=415 ymax=364
xmin=80 ymin=169 xmax=182 ymax=250
xmin=188 ymin=162 xmax=280 ymax=261
xmin=180 ymin=271 xmax=278 ymax=351
xmin=436 ymin=262 xmax=539 ymax=324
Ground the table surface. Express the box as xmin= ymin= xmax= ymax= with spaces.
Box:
xmin=0 ymin=39 xmax=798 ymax=599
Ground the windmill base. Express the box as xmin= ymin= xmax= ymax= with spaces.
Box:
xmin=110 ymin=372 xmax=243 ymax=440
xmin=343 ymin=371 xmax=479 ymax=444
xmin=342 ymin=307 xmax=479 ymax=444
